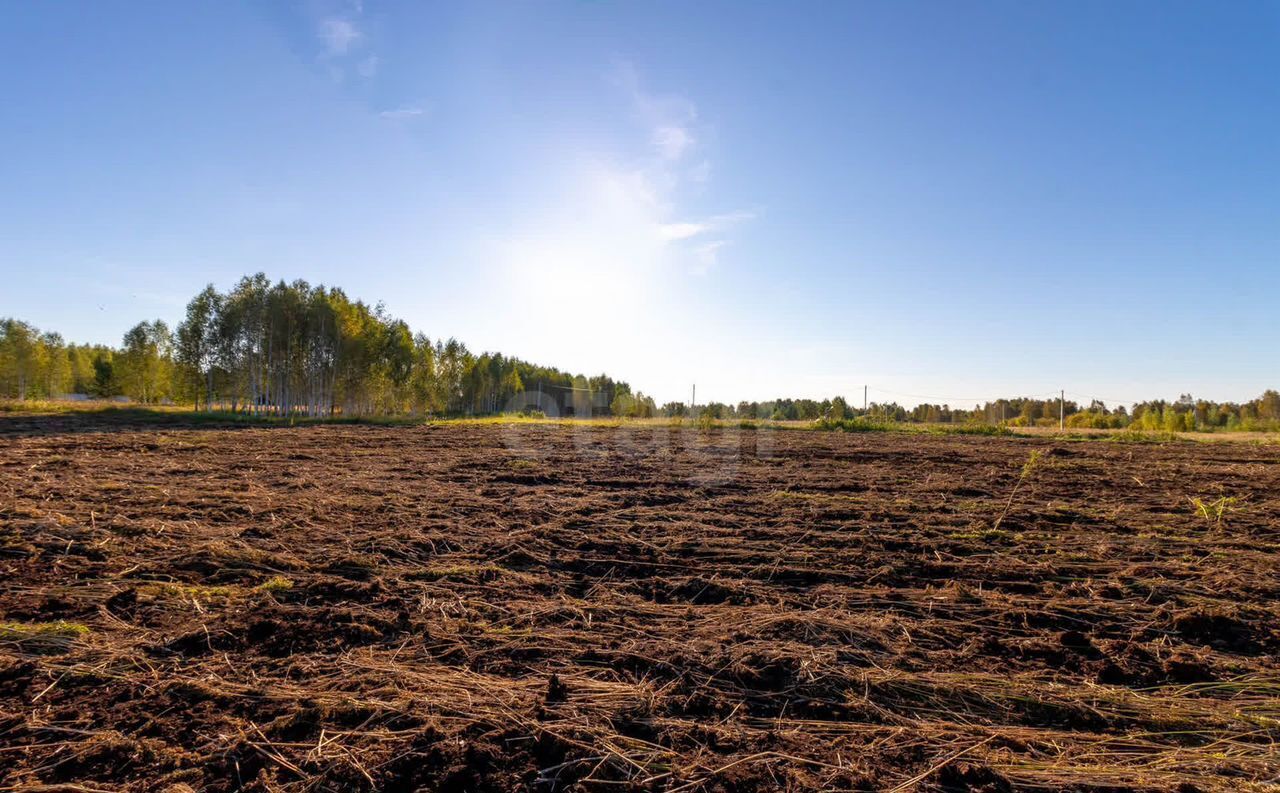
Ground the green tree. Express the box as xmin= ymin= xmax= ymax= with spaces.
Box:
xmin=176 ymin=285 xmax=222 ymax=409
xmin=119 ymin=320 xmax=173 ymax=403
xmin=830 ymin=396 xmax=849 ymax=420
xmin=0 ymin=319 xmax=39 ymax=399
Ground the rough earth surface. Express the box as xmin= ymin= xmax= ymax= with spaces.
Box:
xmin=1 ymin=414 xmax=1278 ymax=791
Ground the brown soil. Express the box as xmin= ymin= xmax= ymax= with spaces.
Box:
xmin=1 ymin=415 xmax=1278 ymax=791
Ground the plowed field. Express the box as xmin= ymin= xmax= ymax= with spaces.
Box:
xmin=1 ymin=415 xmax=1278 ymax=791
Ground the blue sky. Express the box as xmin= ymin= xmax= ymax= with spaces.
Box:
xmin=1 ymin=1 xmax=1277 ymax=407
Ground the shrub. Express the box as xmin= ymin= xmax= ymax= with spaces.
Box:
xmin=1066 ymin=412 xmax=1126 ymax=429
xmin=812 ymin=417 xmax=895 ymax=433
xmin=932 ymin=424 xmax=1011 ymax=437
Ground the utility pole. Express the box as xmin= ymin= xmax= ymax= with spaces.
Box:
xmin=691 ymin=384 xmax=696 ymax=415
xmin=1059 ymin=389 xmax=1065 ymax=431
xmin=863 ymin=385 xmax=868 ymax=412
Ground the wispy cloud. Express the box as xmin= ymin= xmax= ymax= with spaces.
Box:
xmin=379 ymin=105 xmax=426 ymax=121
xmin=612 ymin=62 xmax=699 ymax=166
xmin=657 ymin=211 xmax=755 ymax=244
xmin=318 ymin=18 xmax=361 ymax=56
xmin=657 ymin=221 xmax=707 ymax=241
xmin=652 ymin=125 xmax=694 ymax=161
xmin=693 ymin=241 xmax=728 ymax=275
xmin=602 ymin=62 xmax=754 ymax=274
xmin=311 ymin=3 xmax=383 ymax=85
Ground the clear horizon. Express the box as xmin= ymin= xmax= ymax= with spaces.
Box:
xmin=2 ymin=1 xmax=1277 ymax=408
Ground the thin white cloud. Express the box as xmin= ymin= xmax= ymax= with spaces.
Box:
xmin=612 ymin=61 xmax=699 ymax=165
xmin=693 ymin=241 xmax=728 ymax=275
xmin=379 ymin=105 xmax=426 ymax=120
xmin=652 ymin=125 xmax=694 ymax=161
xmin=658 ymin=221 xmax=707 ymax=241
xmin=318 ymin=18 xmax=361 ymax=56
xmin=658 ymin=210 xmax=754 ymax=243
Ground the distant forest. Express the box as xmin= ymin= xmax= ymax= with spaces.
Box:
xmin=2 ymin=275 xmax=1279 ymax=431
xmin=0 ymin=275 xmax=650 ymax=418
xmin=679 ymin=393 xmax=1280 ymax=432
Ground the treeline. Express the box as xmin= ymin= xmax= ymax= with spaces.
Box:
xmin=0 ymin=275 xmax=651 ymax=417
xmin=0 ymin=319 xmax=122 ymax=402
xmin=4 ymin=277 xmax=1279 ymax=431
xmin=656 ymin=393 xmax=1280 ymax=432
xmin=660 ymin=396 xmax=1053 ymax=423
xmin=943 ymin=393 xmax=1280 ymax=432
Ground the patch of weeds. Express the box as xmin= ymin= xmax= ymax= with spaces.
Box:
xmin=1107 ymin=429 xmax=1181 ymax=444
xmin=992 ymin=450 xmax=1042 ymax=532
xmin=140 ymin=576 xmax=294 ymax=603
xmin=140 ymin=582 xmax=240 ymax=601
xmin=256 ymin=575 xmax=294 ymax=593
xmin=1189 ymin=496 xmax=1241 ymax=528
xmin=928 ymin=423 xmax=1012 ymax=437
xmin=769 ymin=490 xmax=812 ymax=501
xmin=811 ymin=418 xmax=1012 ymax=436
xmin=508 ymin=459 xmax=539 ymax=471
xmin=0 ymin=620 xmax=90 ymax=654
xmin=949 ymin=528 xmax=1014 ymax=542
xmin=812 ymin=417 xmax=897 ymax=433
